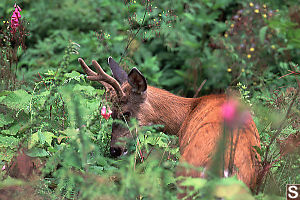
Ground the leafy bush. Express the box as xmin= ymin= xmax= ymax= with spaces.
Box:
xmin=0 ymin=0 xmax=299 ymax=199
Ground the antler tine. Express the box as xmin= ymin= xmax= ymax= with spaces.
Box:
xmin=78 ymin=58 xmax=125 ymax=98
xmin=78 ymin=58 xmax=97 ymax=76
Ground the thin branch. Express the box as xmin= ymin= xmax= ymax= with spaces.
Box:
xmin=37 ymin=72 xmax=49 ymax=90
xmin=134 ymin=128 xmax=144 ymax=162
xmin=264 ymin=85 xmax=299 ymax=162
xmin=193 ymin=79 xmax=207 ymax=98
xmin=158 ymin=141 xmax=171 ymax=166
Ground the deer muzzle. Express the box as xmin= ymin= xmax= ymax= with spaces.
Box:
xmin=110 ymin=145 xmax=128 ymax=158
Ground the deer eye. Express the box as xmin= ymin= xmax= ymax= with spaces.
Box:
xmin=122 ymin=111 xmax=131 ymax=121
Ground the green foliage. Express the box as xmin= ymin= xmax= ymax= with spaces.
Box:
xmin=252 ymin=84 xmax=299 ymax=196
xmin=0 ymin=89 xmax=31 ymax=161
xmin=2 ymin=90 xmax=31 ymax=113
xmin=37 ymin=86 xmax=180 ymax=199
xmin=0 ymin=0 xmax=299 ymax=199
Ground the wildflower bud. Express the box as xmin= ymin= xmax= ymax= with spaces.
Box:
xmin=10 ymin=4 xmax=22 ymax=34
xmin=222 ymin=100 xmax=237 ymax=124
xmin=101 ymin=106 xmax=107 ymax=115
xmin=101 ymin=106 xmax=112 ymax=120
xmin=222 ymin=99 xmax=252 ymax=128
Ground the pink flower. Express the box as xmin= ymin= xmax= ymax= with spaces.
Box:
xmin=2 ymin=165 xmax=5 ymax=171
xmin=222 ymin=100 xmax=238 ymax=123
xmin=101 ymin=106 xmax=112 ymax=120
xmin=10 ymin=4 xmax=22 ymax=33
xmin=222 ymin=99 xmax=251 ymax=128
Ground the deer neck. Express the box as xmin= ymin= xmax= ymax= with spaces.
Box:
xmin=145 ymin=86 xmax=199 ymax=136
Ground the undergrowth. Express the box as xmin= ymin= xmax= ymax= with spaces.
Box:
xmin=0 ymin=0 xmax=299 ymax=199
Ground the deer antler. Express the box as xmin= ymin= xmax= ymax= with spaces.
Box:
xmin=78 ymin=58 xmax=125 ymax=98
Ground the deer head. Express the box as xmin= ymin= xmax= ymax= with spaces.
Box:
xmin=78 ymin=57 xmax=149 ymax=157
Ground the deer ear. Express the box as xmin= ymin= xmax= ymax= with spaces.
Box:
xmin=108 ymin=56 xmax=128 ymax=84
xmin=128 ymin=67 xmax=147 ymax=93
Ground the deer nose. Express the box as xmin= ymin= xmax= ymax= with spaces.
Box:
xmin=110 ymin=146 xmax=123 ymax=158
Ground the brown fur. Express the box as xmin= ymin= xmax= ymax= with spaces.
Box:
xmin=177 ymin=94 xmax=260 ymax=190
xmin=111 ymin=84 xmax=261 ymax=190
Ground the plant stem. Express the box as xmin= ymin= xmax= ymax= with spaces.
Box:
xmin=119 ymin=0 xmax=150 ymax=64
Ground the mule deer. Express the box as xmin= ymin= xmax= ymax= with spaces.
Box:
xmin=78 ymin=57 xmax=261 ymax=192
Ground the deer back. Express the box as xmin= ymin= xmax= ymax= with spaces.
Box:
xmin=177 ymin=94 xmax=261 ymax=190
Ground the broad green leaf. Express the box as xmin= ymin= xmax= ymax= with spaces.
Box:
xmin=60 ymin=128 xmax=79 ymax=138
xmin=26 ymin=147 xmax=50 ymax=157
xmin=1 ymin=90 xmax=31 ymax=113
xmin=29 ymin=132 xmax=39 ymax=149
xmin=1 ymin=123 xmax=21 ymax=135
xmin=42 ymin=131 xmax=56 ymax=146
xmin=31 ymin=131 xmax=56 ymax=147
xmin=0 ymin=114 xmax=14 ymax=128
xmin=38 ymin=131 xmax=46 ymax=145
xmin=0 ymin=136 xmax=19 ymax=148
xmin=259 ymin=26 xmax=268 ymax=44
